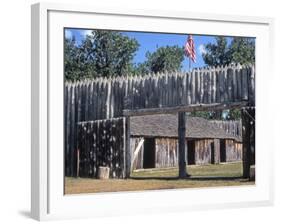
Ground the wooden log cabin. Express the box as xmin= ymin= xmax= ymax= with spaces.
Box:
xmin=130 ymin=114 xmax=242 ymax=170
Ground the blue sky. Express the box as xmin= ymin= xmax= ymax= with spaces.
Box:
xmin=65 ymin=28 xmax=233 ymax=70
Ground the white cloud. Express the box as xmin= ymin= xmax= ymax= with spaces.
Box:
xmin=198 ymin=44 xmax=207 ymax=55
xmin=65 ymin=29 xmax=73 ymax=39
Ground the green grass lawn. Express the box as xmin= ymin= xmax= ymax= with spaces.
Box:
xmin=65 ymin=162 xmax=254 ymax=194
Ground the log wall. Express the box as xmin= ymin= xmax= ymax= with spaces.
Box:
xmin=225 ymin=140 xmax=243 ymax=162
xmin=65 ymin=65 xmax=254 ymax=176
xmin=131 ymin=137 xmax=242 ymax=170
xmin=77 ymin=118 xmax=126 ymax=178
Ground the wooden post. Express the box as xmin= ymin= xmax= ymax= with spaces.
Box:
xmin=76 ymin=148 xmax=80 ymax=177
xmin=214 ymin=139 xmax=220 ymax=164
xmin=178 ymin=112 xmax=189 ymax=178
xmin=125 ymin=116 xmax=131 ymax=178
xmin=242 ymin=108 xmax=251 ymax=178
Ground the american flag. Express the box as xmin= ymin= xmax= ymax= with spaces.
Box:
xmin=184 ymin=35 xmax=196 ymax=63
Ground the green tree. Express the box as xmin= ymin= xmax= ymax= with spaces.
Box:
xmin=64 ymin=37 xmax=81 ymax=81
xmin=202 ymin=37 xmax=232 ymax=67
xmin=136 ymin=46 xmax=185 ymax=74
xmin=89 ymin=31 xmax=139 ymax=77
xmin=226 ymin=109 xmax=241 ymax=120
xmin=64 ymin=30 xmax=139 ymax=81
xmin=229 ymin=37 xmax=255 ymax=64
xmin=190 ymin=111 xmax=211 ymax=119
xmin=202 ymin=36 xmax=255 ymax=67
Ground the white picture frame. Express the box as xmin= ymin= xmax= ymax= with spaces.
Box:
xmin=31 ymin=2 xmax=274 ymax=221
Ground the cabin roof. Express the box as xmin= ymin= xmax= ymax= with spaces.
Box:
xmin=130 ymin=114 xmax=242 ymax=142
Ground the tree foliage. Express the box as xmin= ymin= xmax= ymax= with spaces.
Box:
xmin=226 ymin=109 xmax=241 ymax=120
xmin=202 ymin=36 xmax=255 ymax=66
xmin=64 ymin=37 xmax=82 ymax=81
xmin=202 ymin=37 xmax=232 ymax=67
xmin=64 ymin=32 xmax=185 ymax=80
xmin=135 ymin=46 xmax=185 ymax=74
xmin=229 ymin=37 xmax=255 ymax=64
xmin=65 ymin=30 xmax=139 ymax=81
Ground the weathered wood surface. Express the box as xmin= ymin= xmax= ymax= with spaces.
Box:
xmin=211 ymin=120 xmax=242 ymax=141
xmin=65 ymin=64 xmax=254 ymax=176
xmin=131 ymin=138 xmax=145 ymax=170
xmin=214 ymin=139 xmax=220 ymax=164
xmin=77 ymin=118 xmax=125 ymax=178
xmin=123 ymin=101 xmax=248 ymax=117
xmin=194 ymin=139 xmax=213 ymax=165
xmin=124 ymin=65 xmax=255 ymax=113
xmin=241 ymin=108 xmax=255 ymax=178
xmin=132 ymin=138 xmax=242 ymax=170
xmin=125 ymin=116 xmax=131 ymax=178
xmin=155 ymin=138 xmax=178 ymax=168
xmin=225 ymin=140 xmax=242 ymax=162
xmin=98 ymin=166 xmax=110 ymax=179
xmin=131 ymin=138 xmax=144 ymax=169
xmin=178 ymin=112 xmax=188 ymax=178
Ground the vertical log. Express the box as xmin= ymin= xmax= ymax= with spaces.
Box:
xmin=84 ymin=82 xmax=89 ymax=121
xmin=182 ymin=73 xmax=187 ymax=105
xmin=236 ymin=66 xmax=242 ymax=101
xmin=215 ymin=68 xmax=220 ymax=103
xmin=93 ymin=81 xmax=97 ymax=120
xmin=242 ymin=108 xmax=251 ymax=178
xmin=227 ymin=67 xmax=234 ymax=102
xmin=164 ymin=74 xmax=168 ymax=107
xmin=211 ymin=68 xmax=216 ymax=103
xmin=93 ymin=120 xmax=97 ymax=177
xmin=178 ymin=73 xmax=183 ymax=105
xmin=232 ymin=67 xmax=238 ymax=101
xmin=242 ymin=67 xmax=249 ymax=100
xmin=89 ymin=122 xmax=94 ymax=177
xmin=203 ymin=69 xmax=208 ymax=103
xmin=88 ymin=81 xmax=93 ymax=120
xmin=214 ymin=139 xmax=220 ymax=164
xmin=178 ymin=112 xmax=189 ymax=178
xmin=191 ymin=69 xmax=196 ymax=104
xmin=70 ymin=84 xmax=76 ymax=176
xmin=187 ymin=72 xmax=191 ymax=105
xmin=223 ymin=66 xmax=228 ymax=103
xmin=248 ymin=65 xmax=255 ymax=106
xmin=207 ymin=70 xmax=212 ymax=103
xmin=64 ymin=84 xmax=68 ymax=174
xmin=195 ymin=69 xmax=200 ymax=104
xmin=125 ymin=116 xmax=131 ymax=178
xmin=65 ymin=84 xmax=71 ymax=176
xmin=219 ymin=67 xmax=225 ymax=103
xmin=199 ymin=69 xmax=204 ymax=103
xmin=106 ymin=79 xmax=111 ymax=119
xmin=172 ymin=74 xmax=177 ymax=106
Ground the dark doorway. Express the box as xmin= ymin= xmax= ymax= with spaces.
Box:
xmin=220 ymin=139 xmax=226 ymax=163
xmin=187 ymin=140 xmax=195 ymax=165
xmin=211 ymin=142 xmax=215 ymax=164
xmin=143 ymin=138 xmax=156 ymax=169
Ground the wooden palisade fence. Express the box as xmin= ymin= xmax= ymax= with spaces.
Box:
xmin=77 ymin=118 xmax=126 ymax=178
xmin=65 ymin=64 xmax=255 ymax=177
xmin=211 ymin=120 xmax=242 ymax=140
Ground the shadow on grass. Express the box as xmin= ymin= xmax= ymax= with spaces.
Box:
xmin=130 ymin=176 xmax=248 ymax=181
